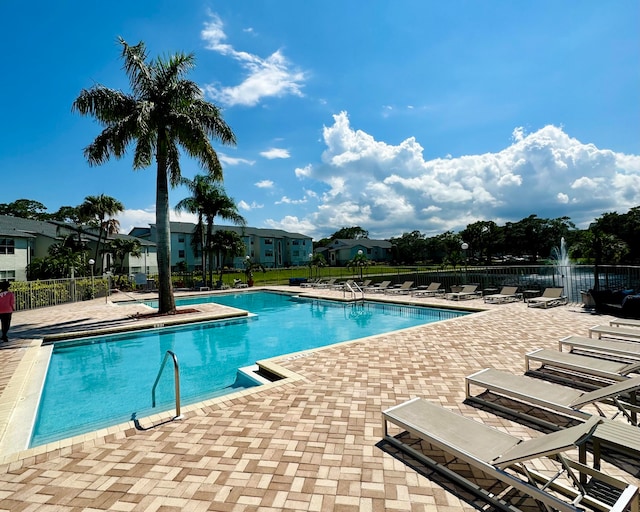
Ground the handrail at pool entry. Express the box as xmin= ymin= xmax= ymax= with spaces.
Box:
xmin=151 ymin=350 xmax=183 ymax=419
xmin=348 ymin=281 xmax=365 ymax=301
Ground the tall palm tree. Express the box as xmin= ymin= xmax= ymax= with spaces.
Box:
xmin=177 ymin=176 xmax=246 ymax=287
xmin=73 ymin=38 xmax=236 ymax=313
xmin=79 ymin=194 xmax=124 ymax=273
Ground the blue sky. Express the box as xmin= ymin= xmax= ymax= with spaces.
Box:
xmin=1 ymin=1 xmax=638 ymax=240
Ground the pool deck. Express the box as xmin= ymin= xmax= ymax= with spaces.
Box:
xmin=0 ymin=286 xmax=638 ymax=511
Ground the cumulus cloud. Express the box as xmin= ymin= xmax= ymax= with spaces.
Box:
xmin=295 ymin=164 xmax=312 ymax=178
xmin=273 ymin=112 xmax=640 ymax=238
xmin=255 ymin=180 xmax=274 ymax=188
xmin=201 ymin=13 xmax=306 ymax=107
xmin=264 ymin=215 xmax=318 ymax=237
xmin=238 ymin=200 xmax=264 ymax=211
xmin=260 ymin=148 xmax=290 ymax=159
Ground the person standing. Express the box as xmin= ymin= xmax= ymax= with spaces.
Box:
xmin=0 ymin=281 xmax=15 ymax=342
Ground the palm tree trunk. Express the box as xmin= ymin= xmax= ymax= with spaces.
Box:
xmin=206 ymin=217 xmax=214 ymax=287
xmin=156 ymin=144 xmax=176 ymax=313
xmin=94 ymin=225 xmax=103 ymax=274
xmin=199 ymin=215 xmax=206 ymax=285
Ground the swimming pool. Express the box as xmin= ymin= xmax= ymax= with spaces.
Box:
xmin=31 ymin=292 xmax=468 ymax=447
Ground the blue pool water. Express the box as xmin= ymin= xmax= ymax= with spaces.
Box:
xmin=31 ymin=292 xmax=468 ymax=447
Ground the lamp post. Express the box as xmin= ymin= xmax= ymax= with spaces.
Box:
xmin=357 ymin=249 xmax=364 ymax=281
xmin=460 ymin=242 xmax=469 ymax=280
xmin=88 ymin=258 xmax=95 ymax=299
xmin=308 ymin=253 xmax=313 ymax=280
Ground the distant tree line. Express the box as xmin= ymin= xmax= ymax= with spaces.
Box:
xmin=317 ymin=207 xmax=640 ymax=267
xmin=388 ymin=208 xmax=640 ymax=266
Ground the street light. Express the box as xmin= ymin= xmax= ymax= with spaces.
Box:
xmin=88 ymin=258 xmax=95 ymax=299
xmin=460 ymin=242 xmax=469 ymax=275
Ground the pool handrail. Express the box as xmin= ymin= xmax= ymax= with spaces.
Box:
xmin=151 ymin=350 xmax=183 ymax=420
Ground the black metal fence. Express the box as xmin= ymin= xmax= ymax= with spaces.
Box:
xmin=11 ymin=265 xmax=640 ymax=311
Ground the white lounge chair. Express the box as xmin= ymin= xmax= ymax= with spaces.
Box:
xmin=483 ymin=286 xmax=519 ymax=304
xmin=465 ymin=368 xmax=640 ymax=468
xmin=445 ymin=284 xmax=480 ymax=301
xmin=467 ymin=367 xmax=640 ymax=423
xmin=559 ymin=335 xmax=640 ymax=361
xmin=314 ymin=278 xmax=337 ymax=289
xmin=363 ymin=280 xmax=391 ymax=293
xmin=528 ymin=287 xmax=567 ymax=308
xmin=525 ymin=348 xmax=640 ymax=383
xmin=411 ymin=282 xmax=444 ymax=297
xmin=384 ymin=281 xmax=415 ymax=295
xmin=589 ymin=324 xmax=640 ymax=342
xmin=611 ymin=318 xmax=640 ymax=329
xmin=382 ymin=398 xmax=639 ymax=511
xmin=331 ymin=279 xmax=354 ymax=290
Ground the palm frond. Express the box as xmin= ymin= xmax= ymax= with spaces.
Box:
xmin=118 ymin=38 xmax=153 ymax=97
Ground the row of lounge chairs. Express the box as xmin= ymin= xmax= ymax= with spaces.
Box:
xmin=382 ymin=318 xmax=640 ymax=511
xmin=302 ymin=280 xmax=569 ymax=308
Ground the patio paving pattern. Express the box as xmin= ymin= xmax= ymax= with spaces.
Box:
xmin=0 ymin=287 xmax=638 ymax=511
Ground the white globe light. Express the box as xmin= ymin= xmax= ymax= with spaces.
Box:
xmin=461 ymin=243 xmax=469 ymax=250
xmin=89 ymin=259 xmax=95 ymax=265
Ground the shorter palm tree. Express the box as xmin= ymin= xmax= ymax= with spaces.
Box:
xmin=347 ymin=251 xmax=370 ymax=281
xmin=210 ymin=230 xmax=246 ymax=287
xmin=79 ymin=194 xmax=124 ymax=273
xmin=308 ymin=253 xmax=327 ymax=280
xmin=105 ymin=238 xmax=143 ymax=274
xmin=176 ymin=176 xmax=246 ymax=287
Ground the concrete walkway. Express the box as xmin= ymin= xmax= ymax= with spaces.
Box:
xmin=0 ymin=287 xmax=637 ymax=511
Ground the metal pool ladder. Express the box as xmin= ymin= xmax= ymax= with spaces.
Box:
xmin=152 ymin=350 xmax=183 ymax=420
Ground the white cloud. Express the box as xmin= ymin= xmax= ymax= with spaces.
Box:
xmin=255 ymin=180 xmax=274 ymax=188
xmin=264 ymin=216 xmax=317 ymax=237
xmin=275 ymin=196 xmax=307 ymax=205
xmin=219 ymin=153 xmax=255 ymax=166
xmin=260 ymin=148 xmax=290 ymax=159
xmin=201 ymin=14 xmax=306 ymax=107
xmin=295 ymin=164 xmax=312 ymax=178
xmin=512 ymin=126 xmax=526 ymax=142
xmin=238 ymin=200 xmax=264 ymax=211
xmin=276 ymin=112 xmax=640 ymax=238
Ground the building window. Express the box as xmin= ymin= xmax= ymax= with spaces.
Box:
xmin=293 ymin=250 xmax=299 ymax=257
xmin=0 ymin=239 xmax=15 ymax=255
xmin=264 ymin=239 xmax=273 ymax=245
xmin=367 ymin=248 xmax=372 ymax=254
xmin=0 ymin=270 xmax=15 ymax=280
xmin=292 ymin=240 xmax=299 ymax=245
xmin=265 ymin=250 xmax=273 ymax=257
xmin=178 ymin=250 xmax=185 ymax=258
xmin=178 ymin=235 xmax=185 ymax=243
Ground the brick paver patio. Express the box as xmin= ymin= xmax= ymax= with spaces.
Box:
xmin=0 ymin=287 xmax=638 ymax=511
